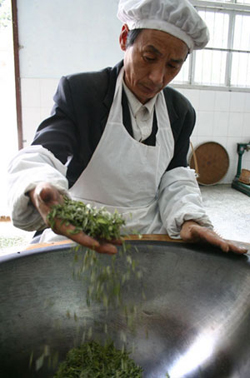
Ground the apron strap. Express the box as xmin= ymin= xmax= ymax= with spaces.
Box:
xmin=122 ymin=89 xmax=134 ymax=139
xmin=142 ymin=111 xmax=158 ymax=146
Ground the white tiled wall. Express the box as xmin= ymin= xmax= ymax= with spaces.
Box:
xmin=21 ymin=78 xmax=250 ymax=184
xmin=21 ymin=78 xmax=59 ymax=146
xmin=178 ymin=88 xmax=250 ymax=184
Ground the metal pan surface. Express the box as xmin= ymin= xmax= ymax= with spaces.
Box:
xmin=0 ymin=241 xmax=249 ymax=378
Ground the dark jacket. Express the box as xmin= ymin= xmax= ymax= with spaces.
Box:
xmin=32 ymin=61 xmax=196 ymax=188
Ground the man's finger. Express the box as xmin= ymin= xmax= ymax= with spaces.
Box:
xmin=74 ymin=234 xmax=118 ymax=255
xmin=55 ymin=223 xmax=118 ymax=255
xmin=188 ymin=225 xmax=248 ymax=255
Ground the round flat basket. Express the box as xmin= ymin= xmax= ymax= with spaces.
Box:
xmin=189 ymin=142 xmax=229 ymax=185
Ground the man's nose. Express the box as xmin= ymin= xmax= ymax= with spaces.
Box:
xmin=148 ymin=65 xmax=165 ymax=86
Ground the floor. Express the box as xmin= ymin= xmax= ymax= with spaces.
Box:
xmin=0 ymin=221 xmax=34 ymax=256
xmin=0 ymin=184 xmax=249 ymax=256
xmin=199 ymin=184 xmax=250 ymax=244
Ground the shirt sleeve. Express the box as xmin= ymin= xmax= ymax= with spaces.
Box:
xmin=158 ymin=166 xmax=213 ymax=238
xmin=8 ymin=145 xmax=68 ymax=231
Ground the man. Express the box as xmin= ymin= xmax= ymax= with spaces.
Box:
xmin=8 ymin=0 xmax=247 ymax=255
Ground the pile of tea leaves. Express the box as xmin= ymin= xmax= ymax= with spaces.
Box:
xmin=54 ymin=340 xmax=143 ymax=378
xmin=47 ymin=197 xmax=126 ymax=241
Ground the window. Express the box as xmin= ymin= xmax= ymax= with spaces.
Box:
xmin=198 ymin=0 xmax=250 ymax=4
xmin=173 ymin=0 xmax=250 ymax=90
xmin=0 ymin=0 xmax=20 ymax=216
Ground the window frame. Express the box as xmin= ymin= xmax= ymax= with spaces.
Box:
xmin=11 ymin=0 xmax=23 ymax=149
xmin=172 ymin=0 xmax=250 ymax=92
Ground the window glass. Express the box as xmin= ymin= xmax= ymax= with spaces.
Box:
xmin=233 ymin=14 xmax=250 ymax=50
xmin=198 ymin=0 xmax=228 ymax=2
xmin=198 ymin=0 xmax=250 ymax=3
xmin=172 ymin=2 xmax=250 ymax=90
xmin=236 ymin=0 xmax=250 ymax=4
xmin=198 ymin=10 xmax=229 ymax=49
xmin=231 ymin=52 xmax=250 ymax=86
xmin=194 ymin=50 xmax=227 ymax=85
xmin=172 ymin=55 xmax=190 ymax=84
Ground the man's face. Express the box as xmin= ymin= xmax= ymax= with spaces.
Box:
xmin=120 ymin=27 xmax=189 ymax=104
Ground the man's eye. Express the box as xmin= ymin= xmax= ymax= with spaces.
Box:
xmin=143 ymin=55 xmax=155 ymax=62
xmin=168 ymin=63 xmax=179 ymax=70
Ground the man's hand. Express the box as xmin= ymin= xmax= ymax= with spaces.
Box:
xmin=29 ymin=183 xmax=120 ymax=254
xmin=180 ymin=221 xmax=248 ymax=254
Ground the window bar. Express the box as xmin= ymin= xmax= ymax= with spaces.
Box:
xmin=189 ymin=50 xmax=196 ymax=85
xmin=226 ymin=11 xmax=236 ymax=87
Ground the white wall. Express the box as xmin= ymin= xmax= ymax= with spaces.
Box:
xmin=17 ymin=0 xmax=250 ymax=184
xmin=18 ymin=0 xmax=123 ymax=78
xmin=178 ymin=88 xmax=250 ymax=183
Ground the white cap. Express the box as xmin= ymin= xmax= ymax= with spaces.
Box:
xmin=117 ymin=0 xmax=210 ymax=52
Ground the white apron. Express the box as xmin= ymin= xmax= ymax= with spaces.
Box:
xmin=69 ymin=67 xmax=174 ymax=235
xmin=39 ymin=68 xmax=174 ymax=242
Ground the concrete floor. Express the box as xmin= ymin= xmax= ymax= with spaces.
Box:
xmin=0 ymin=221 xmax=34 ymax=256
xmin=0 ymin=184 xmax=249 ymax=256
xmin=200 ymin=184 xmax=250 ymax=244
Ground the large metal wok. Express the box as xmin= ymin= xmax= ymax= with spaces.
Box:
xmin=0 ymin=239 xmax=249 ymax=378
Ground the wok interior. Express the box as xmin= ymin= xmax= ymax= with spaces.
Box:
xmin=0 ymin=241 xmax=249 ymax=378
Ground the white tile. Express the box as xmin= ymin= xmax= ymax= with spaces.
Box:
xmin=214 ymin=91 xmax=230 ymax=112
xmin=228 ymin=112 xmax=244 ymax=137
xmin=198 ymin=90 xmax=215 ymax=112
xmin=222 ymin=159 xmax=237 ymax=183
xmin=211 ymin=137 xmax=227 ymax=150
xmin=241 ymin=152 xmax=250 ymax=167
xmin=213 ymin=112 xmax=229 ymax=137
xmin=242 ymin=113 xmax=250 ymax=138
xmin=40 ymin=107 xmax=53 ymax=120
xmin=192 ymin=121 xmax=199 ymax=137
xmin=229 ymin=92 xmax=246 ymax=113
xmin=244 ymin=93 xmax=250 ymax=113
xmin=21 ymin=78 xmax=40 ymax=108
xmin=195 ymin=111 xmax=214 ymax=137
xmin=242 ymin=144 xmax=250 ymax=163
xmin=40 ymin=78 xmax=58 ymax=108
xmin=196 ymin=136 xmax=213 ymax=146
xmin=220 ymin=171 xmax=231 ymax=185
xmin=22 ymin=107 xmax=43 ymax=145
xmin=226 ymin=137 xmax=240 ymax=160
xmin=183 ymin=89 xmax=200 ymax=109
xmin=242 ymin=160 xmax=250 ymax=169
xmin=190 ymin=136 xmax=198 ymax=145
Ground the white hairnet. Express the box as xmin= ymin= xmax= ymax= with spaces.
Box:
xmin=117 ymin=0 xmax=209 ymax=52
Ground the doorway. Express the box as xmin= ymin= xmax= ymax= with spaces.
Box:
xmin=0 ymin=0 xmax=19 ymax=217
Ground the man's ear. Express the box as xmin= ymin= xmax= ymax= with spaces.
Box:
xmin=119 ymin=24 xmax=129 ymax=51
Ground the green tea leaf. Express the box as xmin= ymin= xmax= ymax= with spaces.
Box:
xmin=54 ymin=341 xmax=143 ymax=378
xmin=47 ymin=197 xmax=126 ymax=241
